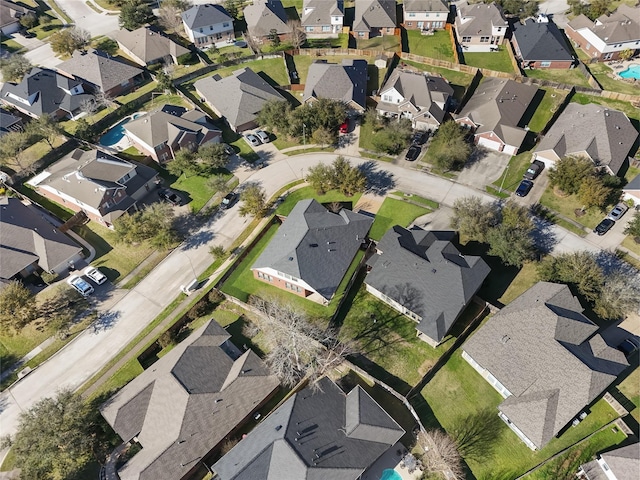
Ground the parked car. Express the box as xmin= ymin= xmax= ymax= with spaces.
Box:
xmin=339 ymin=119 xmax=349 ymax=134
xmin=405 ymin=145 xmax=421 ymax=161
xmin=245 ymin=134 xmax=260 ymax=147
xmin=83 ymin=266 xmax=107 ymax=285
xmin=221 ymin=192 xmax=237 ymax=209
xmin=593 ymin=218 xmax=615 ymax=236
xmin=523 ymin=160 xmax=545 ymax=180
xmin=67 ymin=275 xmax=94 ymax=297
xmin=158 ymin=188 xmax=181 ymax=206
xmin=255 ymin=130 xmax=270 ymax=143
xmin=607 ymin=203 xmax=629 ymax=221
xmin=515 ymin=179 xmax=533 ymax=197
xmin=616 ymin=337 xmax=639 ymax=357
xmin=222 ymin=143 xmax=235 ymax=156
xmin=412 ymin=131 xmax=428 ymax=146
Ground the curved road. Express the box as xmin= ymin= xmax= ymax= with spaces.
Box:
xmin=0 ymin=153 xmax=601 ymax=439
xmin=54 ymin=0 xmax=119 ymax=37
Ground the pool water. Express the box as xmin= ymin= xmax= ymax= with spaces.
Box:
xmin=99 ymin=113 xmax=144 ymax=147
xmin=619 ymin=65 xmax=640 ymax=80
xmin=380 ymin=469 xmax=402 ymax=480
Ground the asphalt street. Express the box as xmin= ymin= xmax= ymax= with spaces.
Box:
xmin=55 ymin=0 xmax=119 ymax=37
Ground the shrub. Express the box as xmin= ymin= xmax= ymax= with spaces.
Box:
xmin=187 ymin=300 xmax=210 ymax=320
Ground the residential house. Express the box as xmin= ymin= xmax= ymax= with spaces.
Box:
xmin=303 ymin=59 xmax=368 ymax=113
xmin=181 ymin=4 xmax=234 ymax=48
xmin=301 ymin=0 xmax=344 ymax=38
xmin=114 ymin=27 xmax=190 ymax=67
xmin=352 ymin=0 xmax=397 ymax=40
xmin=403 ymin=0 xmax=449 ymax=31
xmin=454 ymin=1 xmax=507 ymax=52
xmin=462 ymin=282 xmax=629 ymax=450
xmin=56 ymin=49 xmax=144 ymax=97
xmin=27 ymin=148 xmax=159 ymax=228
xmin=0 ymin=0 xmax=34 ymax=35
xmin=100 ymin=320 xmax=280 ymax=480
xmin=623 ymin=174 xmax=640 ymax=206
xmin=0 ymin=196 xmax=83 ymax=281
xmin=365 ymin=227 xmax=489 ymax=347
xmin=511 ymin=18 xmax=575 ymax=69
xmin=577 ymin=443 xmax=640 ymax=480
xmin=124 ymin=105 xmax=221 ymax=163
xmin=244 ymin=0 xmax=289 ymax=44
xmin=211 ymin=376 xmax=405 ymax=480
xmin=194 ymin=67 xmax=285 ymax=132
xmin=0 ymin=68 xmax=94 ymax=119
xmin=566 ymin=4 xmax=640 ymax=62
xmin=0 ymin=108 xmax=23 ymax=137
xmin=251 ymin=199 xmax=373 ymax=304
xmin=534 ymin=103 xmax=639 ymax=176
xmin=454 ymin=77 xmax=538 ymax=155
xmin=377 ymin=68 xmax=454 ymax=131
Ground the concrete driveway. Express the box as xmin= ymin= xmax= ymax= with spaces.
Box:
xmin=24 ymin=43 xmax=62 ymax=69
xmin=55 ymin=0 xmax=119 ymax=37
xmin=538 ymin=0 xmax=570 ymax=27
xmin=457 ymin=148 xmax=512 ymax=190
xmin=10 ymin=32 xmax=44 ymax=50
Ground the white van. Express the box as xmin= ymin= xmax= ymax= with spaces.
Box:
xmin=180 ymin=278 xmax=200 ymax=295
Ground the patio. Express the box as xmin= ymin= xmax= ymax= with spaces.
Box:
xmin=360 ymin=443 xmax=423 ymax=480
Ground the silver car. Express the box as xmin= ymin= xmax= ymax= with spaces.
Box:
xmin=67 ymin=275 xmax=94 ymax=296
xmin=255 ymin=130 xmax=270 ymax=143
xmin=244 ymin=134 xmax=260 ymax=147
xmin=607 ymin=203 xmax=628 ymax=221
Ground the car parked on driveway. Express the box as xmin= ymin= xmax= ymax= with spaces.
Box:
xmin=412 ymin=131 xmax=428 ymax=146
xmin=83 ymin=266 xmax=107 ymax=285
xmin=617 ymin=337 xmax=639 ymax=357
xmin=515 ymin=179 xmax=533 ymax=197
xmin=158 ymin=188 xmax=181 ymax=206
xmin=339 ymin=119 xmax=349 ymax=133
xmin=405 ymin=145 xmax=421 ymax=161
xmin=67 ymin=275 xmax=94 ymax=296
xmin=222 ymin=143 xmax=235 ymax=156
xmin=523 ymin=160 xmax=545 ymax=180
xmin=593 ymin=218 xmax=615 ymax=236
xmin=255 ymin=130 xmax=270 ymax=143
xmin=245 ymin=134 xmax=260 ymax=147
xmin=607 ymin=203 xmax=628 ymax=221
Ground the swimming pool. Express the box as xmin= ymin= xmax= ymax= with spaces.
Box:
xmin=380 ymin=469 xmax=402 ymax=480
xmin=99 ymin=113 xmax=144 ymax=147
xmin=619 ymin=65 xmax=640 ymax=80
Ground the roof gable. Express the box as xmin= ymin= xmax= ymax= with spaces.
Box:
xmin=512 ymin=19 xmax=573 ymax=62
xmin=303 ymin=59 xmax=368 ymax=110
xmin=244 ymin=0 xmax=289 ymax=37
xmin=115 ymin=27 xmax=189 ymax=64
xmin=182 ymin=3 xmax=233 ymax=29
xmin=353 ymin=0 xmax=397 ymax=32
xmin=56 ymin=49 xmax=143 ymax=92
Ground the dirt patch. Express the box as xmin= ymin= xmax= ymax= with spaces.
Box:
xmin=355 ymin=193 xmax=385 ymax=214
xmin=417 ymin=358 xmax=436 ymax=377
xmin=553 ymin=186 xmax=570 ymax=198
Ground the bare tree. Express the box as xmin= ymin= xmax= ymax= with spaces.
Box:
xmin=94 ymin=91 xmax=115 ymax=109
xmin=417 ymin=430 xmax=464 ymax=480
xmin=80 ymin=98 xmax=97 ymax=118
xmin=158 ymin=5 xmax=184 ymax=32
xmin=595 ymin=272 xmax=640 ymax=320
xmin=244 ymin=32 xmax=262 ymax=55
xmin=249 ymin=296 xmax=352 ymax=387
xmin=287 ymin=19 xmax=306 ymax=49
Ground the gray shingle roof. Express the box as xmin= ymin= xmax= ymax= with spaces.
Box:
xmin=512 ymin=19 xmax=574 ymax=62
xmin=244 ymin=0 xmax=289 ymax=38
xmin=404 ymin=0 xmax=449 ymax=13
xmin=303 ymin=59 xmax=368 ymax=111
xmin=195 ymin=67 xmax=284 ymax=130
xmin=0 ymin=108 xmax=21 ymax=136
xmin=366 ymin=226 xmax=490 ymax=344
xmin=0 ymin=68 xmax=93 ymax=117
xmin=0 ymin=196 xmax=82 ymax=278
xmin=212 ymin=377 xmax=404 ymax=479
xmin=181 ymin=3 xmax=233 ymax=29
xmin=301 ymin=0 xmax=343 ymax=27
xmin=114 ymin=27 xmax=189 ymax=66
xmin=252 ymin=199 xmax=373 ymax=301
xmin=462 ymin=282 xmax=629 ymax=449
xmin=455 ymin=1 xmax=507 ymax=37
xmin=353 ymin=0 xmax=397 ymax=32
xmin=455 ymin=77 xmax=538 ymax=147
xmin=100 ymin=320 xmax=279 ymax=480
xmin=535 ymin=103 xmax=639 ymax=176
xmin=56 ymin=49 xmax=143 ymax=93
xmin=0 ymin=0 xmax=33 ymax=29
xmin=579 ymin=443 xmax=640 ymax=480
xmin=624 ymin=174 xmax=640 ymax=192
xmin=569 ymin=4 xmax=640 ymax=44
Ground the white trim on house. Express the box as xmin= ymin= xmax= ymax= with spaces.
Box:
xmin=252 ymin=266 xmax=317 ymax=294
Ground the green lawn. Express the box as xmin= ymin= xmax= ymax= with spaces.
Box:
xmin=587 ymin=62 xmax=640 ymax=96
xmin=618 ymin=367 xmax=639 ymax=423
xmin=206 ymin=43 xmax=254 ymax=63
xmin=497 ymin=261 xmax=539 ymax=305
xmin=492 ymin=151 xmax=533 ymax=193
xmin=304 ymin=34 xmax=349 ymax=49
xmin=369 ymin=197 xmax=431 ymax=240
xmin=399 ymin=60 xmax=475 ymax=102
xmin=206 ymin=57 xmax=289 ymax=87
xmin=528 ymin=87 xmax=568 ymax=134
xmin=540 ymin=188 xmax=609 ymax=230
xmin=417 ymin=350 xmax=622 ymax=479
xmin=571 ymin=93 xmax=640 ymax=122
xmin=358 ymin=118 xmax=378 ymax=152
xmin=275 ymin=186 xmax=362 ymax=216
xmin=525 ymin=67 xmax=591 ymax=88
xmin=622 ymin=236 xmax=640 ymax=258
xmin=391 ymin=191 xmax=439 ymax=210
xmin=463 ymin=47 xmax=515 ymax=73
xmin=357 ymin=35 xmax=401 ymax=52
xmin=406 ymin=30 xmax=454 ymax=62
xmin=0 ymin=34 xmax=24 ymax=53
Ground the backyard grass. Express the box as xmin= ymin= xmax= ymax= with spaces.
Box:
xmin=572 ymin=93 xmax=640 ymax=122
xmin=617 ymin=367 xmax=639 ymax=422
xmin=492 ymin=151 xmax=533 ymax=193
xmin=356 ymin=35 xmax=401 ymax=52
xmin=399 ymin=60 xmax=475 ymax=102
xmin=170 ymin=172 xmax=229 ymax=213
xmin=524 ymin=67 xmax=591 ymax=88
xmin=274 ymin=186 xmax=362 ymax=216
xmin=497 ymin=261 xmax=539 ymax=305
xmin=463 ymin=47 xmax=515 ymax=73
xmin=369 ymin=197 xmax=431 ymax=240
xmin=205 ymin=57 xmax=289 ymax=87
xmin=527 ymin=88 xmax=568 ymax=134
xmin=304 ymin=34 xmax=349 ymax=49
xmin=406 ymin=30 xmax=454 ymax=62
xmin=587 ymin=62 xmax=640 ymax=96
xmin=540 ymin=188 xmax=608 ymax=230
xmin=205 ymin=43 xmax=254 ymax=64
xmin=417 ymin=350 xmax=622 ymax=479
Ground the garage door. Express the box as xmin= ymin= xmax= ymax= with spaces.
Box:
xmin=503 ymin=145 xmax=518 ymax=156
xmin=477 ymin=136 xmax=502 ymax=152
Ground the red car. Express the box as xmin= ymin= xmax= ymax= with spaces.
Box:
xmin=339 ymin=119 xmax=349 ymax=133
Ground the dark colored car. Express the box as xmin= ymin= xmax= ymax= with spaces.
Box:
xmin=515 ymin=179 xmax=533 ymax=197
xmin=158 ymin=189 xmax=181 ymax=206
xmin=523 ymin=160 xmax=545 ymax=180
xmin=222 ymin=143 xmax=235 ymax=156
xmin=593 ymin=218 xmax=615 ymax=236
xmin=405 ymin=145 xmax=421 ymax=161
xmin=617 ymin=338 xmax=639 ymax=357
xmin=221 ymin=192 xmax=237 ymax=209
xmin=412 ymin=131 xmax=428 ymax=146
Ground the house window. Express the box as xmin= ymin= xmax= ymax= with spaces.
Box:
xmin=540 ymin=61 xmax=551 ymax=67
xmin=223 ymin=22 xmax=230 ymax=28
xmin=434 ymin=21 xmax=443 ymax=28
xmin=480 ymin=36 xmax=490 ymax=42
xmin=210 ymin=26 xmax=213 ymax=31
xmin=358 ymin=32 xmax=365 ymax=37
xmin=497 ymin=27 xmax=502 ymax=32
xmin=409 ymin=13 xmax=416 ymax=17
xmin=199 ymin=28 xmax=203 ymax=33
xmin=462 ymin=36 xmax=471 ymax=42
xmin=603 ymin=52 xmax=613 ymax=60
xmin=322 ymin=25 xmax=330 ymax=32
xmin=436 ymin=13 xmax=440 ymax=17
xmin=305 ymin=26 xmax=314 ymax=32
xmin=383 ymin=94 xmax=392 ymax=102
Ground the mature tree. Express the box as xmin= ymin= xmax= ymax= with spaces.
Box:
xmin=331 ymin=156 xmax=367 ymax=196
xmin=417 ymin=430 xmax=464 ymax=480
xmin=93 ymin=37 xmax=119 ymax=57
xmin=158 ymin=5 xmax=183 ymax=31
xmin=306 ymin=163 xmax=334 ymax=195
xmin=197 ymin=143 xmax=228 ymax=172
xmin=249 ymin=296 xmax=352 ymax=387
xmin=588 ymin=0 xmax=609 ymax=19
xmin=0 ymin=280 xmax=38 ymax=332
xmin=119 ymin=0 xmax=154 ymax=30
xmin=619 ymin=49 xmax=634 ymax=61
xmin=428 ymin=121 xmax=471 ymax=171
xmin=239 ymin=183 xmax=268 ymax=218
xmin=257 ymin=99 xmax=293 ymax=134
xmin=268 ymin=28 xmax=280 ymax=48
xmin=537 ymin=251 xmax=604 ymax=302
xmin=50 ymin=27 xmax=91 ymax=57
xmin=577 ymin=175 xmax=610 ymax=211
xmin=548 ymin=156 xmax=595 ymax=195
xmin=209 ymin=245 xmax=227 ymax=258
xmin=74 ymin=118 xmax=95 ymax=141
xmin=19 ymin=12 xmax=39 ymax=29
xmin=155 ymin=70 xmax=173 ymax=93
xmin=487 ymin=223 xmax=535 ymax=266
xmin=371 ymin=118 xmax=413 ymax=155
xmin=492 ymin=0 xmax=539 ymax=19
xmin=288 ymin=19 xmax=306 ymax=49
xmin=206 ymin=174 xmax=229 ymax=193
xmin=623 ymin=211 xmax=640 ymax=240
xmin=39 ymin=14 xmax=52 ymax=26
xmin=364 ymin=107 xmax=384 ymax=131
xmin=80 ymin=97 xmax=98 ymax=118
xmin=567 ymin=0 xmax=588 ymax=16
xmin=312 ymin=126 xmax=335 ymax=148
xmin=450 ymin=196 xmax=499 ymax=242
xmin=114 ymin=202 xmax=177 ymax=248
xmin=0 ymin=130 xmax=31 ymax=171
xmin=39 ymin=284 xmax=88 ymax=338
xmin=9 ymin=390 xmax=114 ymax=480
xmin=224 ymin=0 xmax=242 ymax=19
xmin=0 ymin=53 xmax=32 ymax=82
xmin=166 ymin=149 xmax=199 ymax=178
xmin=28 ymin=114 xmax=63 ymax=150
xmin=594 ymin=272 xmax=640 ymax=320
